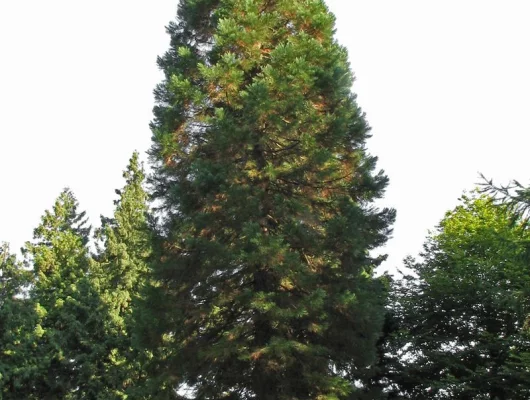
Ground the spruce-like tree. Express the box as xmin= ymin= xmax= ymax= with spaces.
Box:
xmin=24 ymin=190 xmax=107 ymax=399
xmin=95 ymin=152 xmax=155 ymax=399
xmin=360 ymin=295 xmax=403 ymax=400
xmin=147 ymin=1 xmax=395 ymax=398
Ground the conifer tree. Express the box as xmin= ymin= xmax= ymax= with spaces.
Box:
xmin=24 ymin=190 xmax=107 ymax=399
xmin=0 ymin=243 xmax=38 ymax=399
xmin=480 ymin=174 xmax=530 ymax=222
xmin=147 ymin=1 xmax=394 ymax=398
xmin=95 ymin=152 xmax=155 ymax=398
xmin=359 ymin=296 xmax=403 ymax=400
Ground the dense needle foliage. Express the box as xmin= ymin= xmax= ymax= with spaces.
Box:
xmin=0 ymin=244 xmax=36 ymax=399
xmin=146 ymin=0 xmax=394 ymax=398
xmin=94 ymin=152 xmax=154 ymax=399
xmin=23 ymin=190 xmax=107 ymax=399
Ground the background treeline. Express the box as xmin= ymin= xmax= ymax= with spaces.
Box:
xmin=2 ymin=164 xmax=530 ymax=399
xmin=2 ymin=0 xmax=530 ymax=399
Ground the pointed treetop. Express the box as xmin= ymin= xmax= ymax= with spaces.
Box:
xmin=31 ymin=188 xmax=90 ymax=246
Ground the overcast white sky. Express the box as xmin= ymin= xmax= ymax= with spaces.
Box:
xmin=1 ymin=1 xmax=529 ymax=272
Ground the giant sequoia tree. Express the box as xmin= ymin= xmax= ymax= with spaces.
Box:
xmin=147 ymin=0 xmax=394 ymax=398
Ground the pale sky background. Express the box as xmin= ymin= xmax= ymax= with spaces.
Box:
xmin=1 ymin=1 xmax=529 ymax=273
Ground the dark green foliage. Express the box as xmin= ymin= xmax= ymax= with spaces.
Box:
xmin=0 ymin=244 xmax=38 ymax=399
xmin=147 ymin=0 xmax=395 ymax=398
xmin=359 ymin=297 xmax=403 ymax=400
xmin=23 ymin=190 xmax=108 ymax=399
xmin=391 ymin=194 xmax=530 ymax=399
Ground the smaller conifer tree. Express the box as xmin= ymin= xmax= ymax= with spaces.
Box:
xmin=95 ymin=153 xmax=155 ymax=398
xmin=0 ymin=243 xmax=38 ymax=399
xmin=24 ymin=190 xmax=107 ymax=399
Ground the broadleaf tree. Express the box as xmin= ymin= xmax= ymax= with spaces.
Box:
xmin=391 ymin=194 xmax=530 ymax=399
xmin=146 ymin=0 xmax=395 ymax=398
